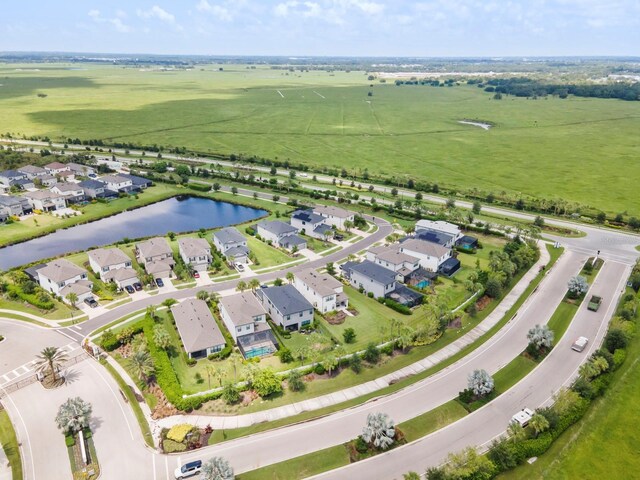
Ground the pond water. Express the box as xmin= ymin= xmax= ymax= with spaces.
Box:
xmin=458 ymin=120 xmax=492 ymax=130
xmin=0 ymin=196 xmax=266 ymax=270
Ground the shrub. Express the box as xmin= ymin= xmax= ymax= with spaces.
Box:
xmin=278 ymin=348 xmax=294 ymax=363
xmin=186 ymin=357 xmax=197 ymax=367
xmin=384 ymin=298 xmax=412 ymax=315
xmin=605 ymin=329 xmax=628 ymax=353
xmin=65 ymin=434 xmax=76 ymax=447
xmin=367 ymin=291 xmax=374 ymax=298
xmin=314 ymin=364 xmax=326 ymax=375
xmin=381 ymin=343 xmax=394 ymax=356
xmin=355 ymin=436 xmax=368 ymax=453
xmin=363 ymin=343 xmax=380 ymax=364
xmin=485 ymin=278 xmax=502 ymax=298
xmin=342 ymin=328 xmax=357 ymax=344
xmin=167 ymin=424 xmax=193 ymax=443
xmin=6 ymin=284 xmax=54 ymax=310
xmin=287 ymin=369 xmax=305 ymax=392
xmin=612 ymin=348 xmax=627 ymax=369
xmin=251 ymin=368 xmax=283 ymax=397
xmin=349 ymin=353 xmax=362 ymax=373
xmin=222 ymin=383 xmax=241 ymax=405
xmin=163 ymin=439 xmax=187 ymax=453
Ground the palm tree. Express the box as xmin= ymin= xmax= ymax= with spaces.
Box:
xmin=201 ymin=456 xmax=234 ymax=480
xmin=229 ymin=352 xmax=243 ymax=382
xmin=146 ymin=304 xmax=158 ymax=320
xmin=248 ymin=279 xmax=260 ymax=292
xmin=196 ymin=290 xmax=210 ymax=302
xmin=55 ymin=397 xmax=92 ymax=435
xmin=529 ymin=413 xmax=550 ymax=438
xmin=65 ymin=292 xmax=78 ymax=309
xmin=286 ymin=272 xmax=294 ymax=284
xmin=361 ymin=412 xmax=396 ymax=451
xmin=507 ymin=421 xmax=526 ymax=443
xmin=35 ymin=346 xmax=68 ymax=382
xmin=129 ymin=350 xmax=155 ymax=383
xmin=236 ymin=281 xmax=247 ymax=293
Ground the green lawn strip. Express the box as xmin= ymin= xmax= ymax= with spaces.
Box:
xmin=246 ymin=236 xmax=293 ymax=269
xmin=0 ymin=312 xmax=51 ymax=327
xmin=105 ymin=298 xmax=133 ymax=310
xmin=207 ymin=245 xmax=561 ymax=442
xmin=90 ymin=308 xmax=147 ymax=338
xmin=0 ymin=298 xmax=76 ymax=321
xmin=58 ymin=315 xmax=89 ymax=327
xmin=398 ymin=400 xmax=469 ymax=442
xmin=547 ymin=302 xmax=579 ymax=340
xmin=99 ymin=359 xmax=154 ymax=448
xmin=0 ymin=409 xmax=23 ymax=480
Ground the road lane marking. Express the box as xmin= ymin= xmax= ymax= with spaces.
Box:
xmin=165 ymin=456 xmax=170 ymax=480
xmin=57 ymin=329 xmax=80 ymax=342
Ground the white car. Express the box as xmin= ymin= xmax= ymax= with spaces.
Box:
xmin=174 ymin=460 xmax=202 ymax=479
xmin=571 ymin=336 xmax=589 ymax=352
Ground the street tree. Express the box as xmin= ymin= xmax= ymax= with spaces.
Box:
xmin=527 ymin=324 xmax=554 ymax=350
xmin=236 ymin=281 xmax=247 ymax=292
xmin=35 ymin=346 xmax=68 ymax=383
xmin=65 ymin=292 xmax=78 ymax=309
xmin=201 ymin=456 xmax=235 ymax=480
xmin=196 ymin=290 xmax=210 ymax=302
xmin=248 ymin=279 xmax=260 ymax=292
xmin=467 ymin=369 xmax=494 ymax=397
xmin=361 ymin=412 xmax=396 ymax=451
xmin=130 ymin=350 xmax=155 ymax=383
xmin=567 ymin=275 xmax=589 ymax=298
xmin=55 ymin=397 xmax=92 ymax=435
xmin=472 ymin=201 xmax=482 ymax=214
xmin=507 ymin=421 xmax=527 ymax=443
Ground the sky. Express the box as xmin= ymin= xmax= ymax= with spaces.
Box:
xmin=1 ymin=0 xmax=639 ymax=57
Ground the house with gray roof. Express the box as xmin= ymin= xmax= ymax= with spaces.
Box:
xmin=293 ymin=268 xmax=348 ymax=313
xmin=66 ymin=162 xmax=96 ymax=177
xmin=366 ymin=245 xmax=420 ymax=281
xmin=213 ymin=227 xmax=250 ymax=265
xmin=415 ymin=220 xmax=462 ymax=246
xmin=256 ymin=220 xmax=307 ymax=251
xmin=36 ymin=259 xmax=93 ymax=304
xmin=341 ymin=260 xmax=397 ymax=299
xmin=119 ymin=173 xmax=152 ymax=189
xmin=38 ymin=174 xmax=57 ymax=187
xmin=88 ymin=247 xmax=138 ymax=288
xmin=291 ymin=210 xmax=332 ymax=240
xmin=257 ymin=284 xmax=314 ymax=331
xmin=17 ymin=165 xmax=47 ymax=179
xmin=0 ymin=170 xmax=28 ymax=187
xmin=99 ymin=174 xmax=134 ymax=193
xmin=0 ymin=195 xmax=32 ymax=216
xmin=171 ymin=299 xmax=226 ymax=359
xmin=51 ymin=182 xmax=86 ymax=203
xmin=78 ymin=179 xmax=118 ymax=199
xmin=178 ymin=237 xmax=212 ymax=272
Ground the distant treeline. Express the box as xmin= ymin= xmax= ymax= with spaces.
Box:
xmin=394 ymin=76 xmax=640 ymax=101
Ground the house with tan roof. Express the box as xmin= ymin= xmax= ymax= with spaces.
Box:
xmin=398 ymin=238 xmax=452 ymax=272
xmin=51 ymin=182 xmax=85 ymax=203
xmin=312 ymin=205 xmax=356 ymax=229
xmin=17 ymin=165 xmax=47 ymax=179
xmin=366 ymin=245 xmax=420 ymax=279
xmin=171 ymin=299 xmax=226 ymax=359
xmin=293 ymin=268 xmax=348 ymax=313
xmin=88 ymin=247 xmax=139 ymax=289
xmin=44 ymin=162 xmax=71 ymax=175
xmin=178 ymin=237 xmax=212 ymax=272
xmin=36 ymin=259 xmax=93 ymax=304
xmin=136 ymin=237 xmax=175 ymax=278
xmin=218 ymin=292 xmax=278 ymax=358
xmin=23 ymin=190 xmax=66 ymax=212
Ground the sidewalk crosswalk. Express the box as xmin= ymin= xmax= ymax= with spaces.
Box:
xmin=0 ymin=342 xmax=80 ymax=388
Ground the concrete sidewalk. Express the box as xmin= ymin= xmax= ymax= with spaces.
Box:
xmin=157 ymin=245 xmax=555 ymax=431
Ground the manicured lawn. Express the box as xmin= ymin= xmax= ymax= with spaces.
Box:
xmin=399 ymin=400 xmax=468 ymax=441
xmin=0 ymin=297 xmax=76 ymax=320
xmin=493 ymin=355 xmax=537 ymax=393
xmin=0 ymin=409 xmax=23 ymax=480
xmin=246 ymin=237 xmax=293 ymax=269
xmin=548 ymin=301 xmax=579 ymax=340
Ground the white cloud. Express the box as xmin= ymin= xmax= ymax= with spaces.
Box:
xmin=275 ymin=1 xmax=322 ymax=18
xmin=196 ymin=0 xmax=233 ymax=21
xmin=137 ymin=5 xmax=176 ymax=24
xmin=87 ymin=9 xmax=133 ymax=32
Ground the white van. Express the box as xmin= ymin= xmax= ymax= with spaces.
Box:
xmin=511 ymin=408 xmax=534 ymax=427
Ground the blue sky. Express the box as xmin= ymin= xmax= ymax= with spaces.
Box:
xmin=2 ymin=1 xmax=639 ymax=56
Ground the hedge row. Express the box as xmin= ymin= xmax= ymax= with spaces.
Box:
xmin=100 ymin=323 xmax=145 ymax=351
xmin=7 ymin=284 xmax=54 ymax=310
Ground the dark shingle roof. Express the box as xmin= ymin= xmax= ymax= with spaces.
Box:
xmin=280 ymin=234 xmax=307 ymax=247
xmin=292 ymin=209 xmax=325 ymax=224
xmin=119 ymin=173 xmax=151 ymax=186
xmin=414 ymin=230 xmax=454 ymax=246
xmin=0 ymin=169 xmax=25 ymax=179
xmin=78 ymin=179 xmax=106 ymax=190
xmin=257 ymin=220 xmax=297 ymax=236
xmin=343 ymin=260 xmax=396 ymax=285
xmin=259 ymin=285 xmax=313 ymax=316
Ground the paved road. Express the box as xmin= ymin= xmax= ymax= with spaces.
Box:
xmin=310 ymin=259 xmax=630 ymax=479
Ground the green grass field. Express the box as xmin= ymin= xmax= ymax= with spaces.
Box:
xmin=0 ymin=409 xmax=22 ymax=480
xmin=1 ymin=64 xmax=639 ymax=215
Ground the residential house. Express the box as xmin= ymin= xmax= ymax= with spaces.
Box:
xmin=415 ymin=229 xmax=456 ymax=248
xmin=178 ymin=237 xmax=212 ymax=272
xmin=77 ymin=179 xmax=118 ymax=199
xmin=171 ymin=299 xmax=226 ymax=359
xmin=398 ymin=238 xmax=452 ymax=272
xmin=136 ymin=237 xmax=175 ymax=278
xmin=213 ymin=227 xmax=250 ymax=265
xmin=290 ymin=210 xmax=333 ymax=240
xmin=66 ymin=162 xmax=96 ymax=177
xmin=218 ymin=292 xmax=278 ymax=358
xmin=0 ymin=211 xmax=7 ymax=223
xmin=256 ymin=220 xmax=307 ymax=251
xmin=119 ymin=173 xmax=152 ymax=189
xmin=415 ymin=220 xmax=462 ymax=245
xmin=23 ymin=190 xmax=66 ymax=212
xmin=99 ymin=174 xmax=135 ymax=193
xmin=51 ymin=182 xmax=86 ymax=203
xmin=456 ymin=235 xmax=479 ymax=251
xmin=0 ymin=169 xmax=28 ymax=187
xmin=293 ymin=268 xmax=348 ymax=313
xmin=36 ymin=259 xmax=93 ymax=304
xmin=17 ymin=165 xmax=47 ymax=179
xmin=9 ymin=178 xmax=34 ymax=190
xmin=257 ymin=285 xmax=314 ymax=331
xmin=312 ymin=205 xmax=356 ymax=230
xmin=341 ymin=260 xmax=397 ymax=299
xmin=366 ymin=245 xmax=420 ymax=281
xmin=88 ymin=247 xmax=139 ymax=289
xmin=44 ymin=162 xmax=70 ymax=175
xmin=0 ymin=195 xmax=32 ymax=216
xmin=38 ymin=174 xmax=57 ymax=187
xmin=55 ymin=170 xmax=75 ymax=182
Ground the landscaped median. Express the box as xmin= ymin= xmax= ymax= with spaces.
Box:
xmin=0 ymin=409 xmax=22 ymax=480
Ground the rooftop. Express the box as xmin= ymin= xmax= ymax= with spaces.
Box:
xmin=370 ymin=245 xmax=419 ymax=265
xmin=343 ymin=260 xmax=397 ymax=286
xmin=415 ymin=230 xmax=455 ymax=247
xmin=259 ymin=284 xmax=313 ymax=316
xmin=292 ymin=209 xmax=326 ymax=224
xmin=78 ymin=179 xmax=107 ymax=190
xmin=178 ymin=237 xmax=211 ymax=258
xmin=295 ymin=268 xmax=343 ymax=297
xmin=18 ymin=165 xmax=46 ymax=175
xmin=0 ymin=169 xmax=25 ymax=178
xmin=23 ymin=190 xmax=64 ymax=201
xmin=280 ymin=234 xmax=307 ymax=247
xmin=415 ymin=219 xmax=461 ymax=235
xmin=137 ymin=237 xmax=173 ymax=259
xmin=213 ymin=227 xmax=245 ymax=245
xmin=313 ymin=205 xmax=355 ymax=219
xmin=100 ymin=174 xmax=131 ymax=184
xmin=257 ymin=220 xmax=297 ymax=236
xmin=44 ymin=162 xmax=68 ymax=170
xmin=38 ymin=259 xmax=86 ymax=283
xmin=52 ymin=182 xmax=83 ymax=193
xmin=400 ymin=238 xmax=451 ymax=258
xmin=171 ymin=299 xmax=226 ymax=353
xmin=0 ymin=195 xmax=27 ymax=206
xmin=88 ymin=247 xmax=131 ymax=268
xmin=219 ymin=291 xmax=266 ymax=327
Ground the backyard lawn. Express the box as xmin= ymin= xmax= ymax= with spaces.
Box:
xmin=246 ymin=236 xmax=294 ymax=268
